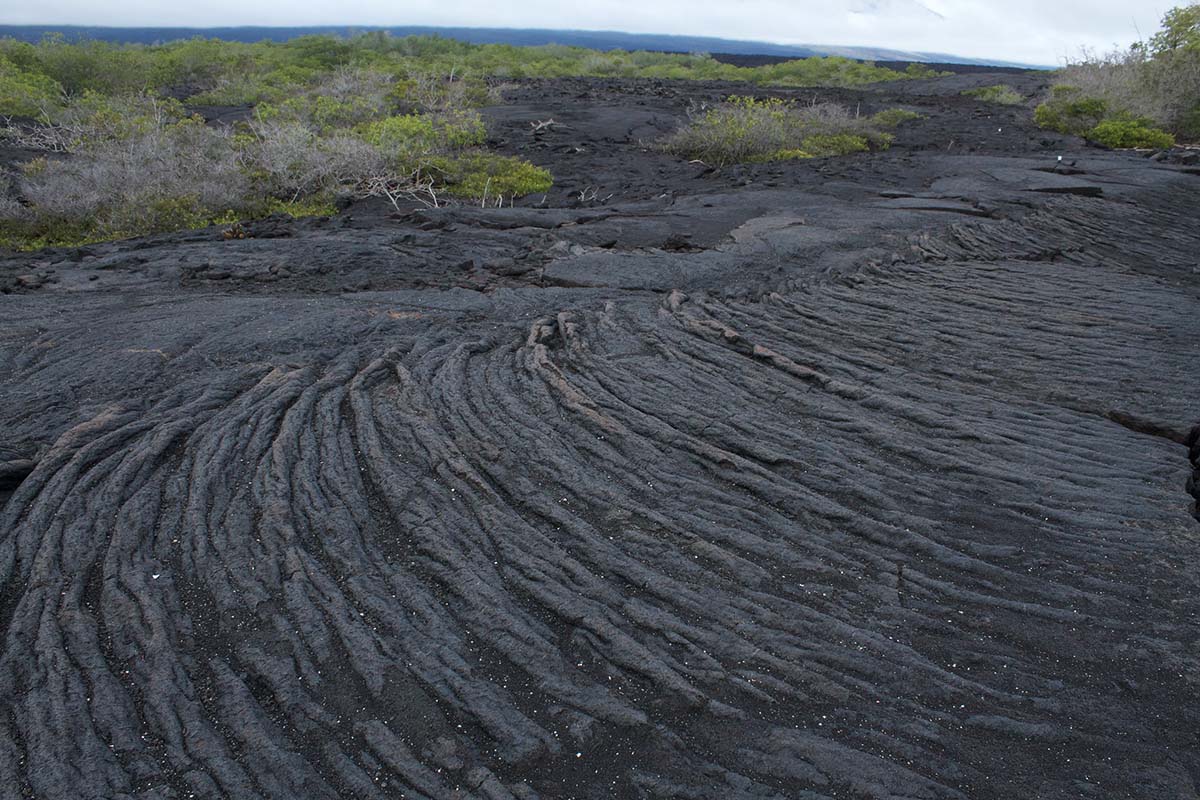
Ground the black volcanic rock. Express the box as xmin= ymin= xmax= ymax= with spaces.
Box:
xmin=1 ymin=75 xmax=1198 ymax=800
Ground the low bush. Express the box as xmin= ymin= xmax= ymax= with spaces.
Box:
xmin=1033 ymin=86 xmax=1110 ymax=135
xmin=53 ymin=92 xmax=193 ymax=144
xmin=1088 ymin=116 xmax=1176 ymax=148
xmin=795 ymin=133 xmax=873 ymax=157
xmin=359 ymin=110 xmax=486 ymax=158
xmin=962 ymin=85 xmax=1024 ymax=105
xmin=29 ymin=36 xmax=161 ymax=95
xmin=429 ymin=153 xmax=553 ymax=201
xmin=253 ymin=67 xmax=397 ymax=130
xmin=241 ymin=120 xmax=379 ymax=200
xmin=745 ymin=57 xmax=945 ymax=88
xmin=1035 ymin=87 xmax=1177 ymax=148
xmin=665 ymin=96 xmax=894 ymax=166
xmin=0 ymin=55 xmax=62 ymax=117
xmin=187 ymin=66 xmax=323 ymax=106
xmin=0 ymin=218 xmax=108 ymax=251
xmin=394 ymin=72 xmax=497 ymax=112
xmin=666 ymin=96 xmax=796 ymax=166
xmin=14 ymin=117 xmax=249 ymax=239
xmin=1034 ymin=4 xmax=1199 ymax=143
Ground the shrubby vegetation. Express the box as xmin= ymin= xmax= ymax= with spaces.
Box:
xmin=0 ymin=32 xmax=932 ymax=113
xmin=869 ymin=108 xmax=924 ymax=127
xmin=961 ymin=85 xmax=1024 ymax=105
xmin=0 ymin=42 xmax=550 ymax=248
xmin=1033 ymin=86 xmax=1177 ymax=148
xmin=6 ymin=111 xmax=245 ymax=244
xmin=0 ymin=84 xmax=545 ymax=248
xmin=0 ymin=53 xmax=62 ymax=117
xmin=429 ymin=154 xmax=553 ymax=201
xmin=664 ymin=96 xmax=917 ymax=166
xmin=1087 ymin=117 xmax=1178 ymax=149
xmin=0 ymin=32 xmax=945 ymax=249
xmin=1035 ymin=3 xmax=1197 ymax=146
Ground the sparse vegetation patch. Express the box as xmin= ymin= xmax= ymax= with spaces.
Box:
xmin=0 ymin=31 xmax=952 ymax=249
xmin=0 ymin=44 xmax=561 ymax=248
xmin=665 ymin=96 xmax=911 ymax=166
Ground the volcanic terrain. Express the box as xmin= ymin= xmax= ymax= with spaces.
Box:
xmin=2 ymin=68 xmax=1199 ymax=800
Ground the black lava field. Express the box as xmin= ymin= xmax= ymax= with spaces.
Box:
xmin=2 ymin=70 xmax=1199 ymax=800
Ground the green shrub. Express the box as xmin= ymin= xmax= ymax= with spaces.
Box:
xmin=754 ymin=149 xmax=810 ymax=161
xmin=962 ymin=85 xmax=1024 ymax=105
xmin=251 ymin=68 xmax=398 ymax=130
xmin=1036 ymin=85 xmax=1180 ymax=147
xmin=749 ymin=56 xmax=942 ymax=88
xmin=0 ymin=55 xmax=62 ymax=117
xmin=666 ymin=96 xmax=796 ymax=166
xmin=48 ymin=91 xmax=192 ymax=146
xmin=359 ymin=110 xmax=485 ymax=161
xmin=666 ymin=95 xmax=892 ymax=166
xmin=258 ymin=93 xmax=376 ymax=130
xmin=432 ymin=109 xmax=488 ymax=148
xmin=156 ymin=38 xmax=252 ymax=91
xmin=188 ymin=66 xmax=321 ymax=105
xmin=263 ymin=197 xmax=339 ymax=217
xmin=359 ymin=113 xmax=440 ymax=155
xmin=278 ymin=35 xmax=355 ymax=70
xmin=32 ymin=36 xmax=162 ymax=95
xmin=0 ymin=39 xmax=40 ymax=72
xmin=1088 ymin=116 xmax=1176 ymax=148
xmin=0 ymin=193 xmax=244 ymax=250
xmin=429 ymin=153 xmax=552 ymax=200
xmin=352 ymin=109 xmax=484 ymax=167
xmin=1034 ymin=86 xmax=1109 ymax=134
xmin=394 ymin=73 xmax=495 ymax=112
xmin=904 ymin=63 xmax=947 ymax=79
xmin=798 ymin=133 xmax=872 ymax=157
xmin=0 ymin=217 xmax=109 ymax=251
xmin=140 ymin=195 xmax=226 ymax=231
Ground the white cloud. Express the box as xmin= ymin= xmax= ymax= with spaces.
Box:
xmin=1 ymin=0 xmax=1181 ymax=64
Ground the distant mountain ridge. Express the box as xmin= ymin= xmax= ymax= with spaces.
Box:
xmin=0 ymin=25 xmax=1047 ymax=69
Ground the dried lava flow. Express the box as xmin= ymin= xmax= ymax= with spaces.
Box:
xmin=2 ymin=78 xmax=1200 ymax=800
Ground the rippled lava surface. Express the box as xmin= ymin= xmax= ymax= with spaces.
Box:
xmin=2 ymin=74 xmax=1199 ymax=800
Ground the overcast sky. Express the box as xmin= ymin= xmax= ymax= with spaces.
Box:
xmin=1 ymin=0 xmax=1181 ymax=65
